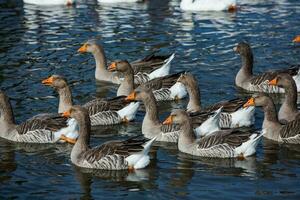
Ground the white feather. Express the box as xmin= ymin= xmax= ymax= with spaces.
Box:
xmin=125 ymin=136 xmax=156 ymax=169
xmin=180 ymin=0 xmax=236 ymax=11
xmin=98 ymin=0 xmax=141 ymax=3
xmin=117 ymin=102 xmax=140 ymax=121
xmin=194 ymin=107 xmax=222 ymax=137
xmin=54 ymin=118 xmax=79 ymax=142
xmin=148 ymin=53 xmax=175 ymax=80
xmin=169 ymin=82 xmax=187 ymax=100
xmin=23 ymin=0 xmax=74 ymax=5
xmin=234 ymin=133 xmax=262 ymax=157
xmin=293 ymin=71 xmax=300 ymax=92
xmin=231 ymin=106 xmax=255 ymax=128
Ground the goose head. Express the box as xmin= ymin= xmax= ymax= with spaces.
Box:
xmin=177 ymin=72 xmax=197 ymax=88
xmin=243 ymin=94 xmax=273 ymax=108
xmin=78 ymin=39 xmax=101 ymax=54
xmin=125 ymin=86 xmax=152 ymax=102
xmin=108 ymin=60 xmax=132 ymax=73
xmin=233 ymin=42 xmax=252 ymax=57
xmin=163 ymin=109 xmax=189 ymax=125
xmin=42 ymin=75 xmax=68 ymax=91
xmin=268 ymin=73 xmax=295 ymax=89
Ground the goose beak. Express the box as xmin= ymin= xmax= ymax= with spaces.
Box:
xmin=42 ymin=76 xmax=54 ymax=85
xmin=125 ymin=92 xmax=136 ymax=101
xmin=268 ymin=77 xmax=278 ymax=86
xmin=243 ymin=97 xmax=255 ymax=108
xmin=62 ymin=110 xmax=71 ymax=118
xmin=108 ymin=62 xmax=117 ymax=71
xmin=228 ymin=4 xmax=237 ymax=12
xmin=78 ymin=44 xmax=88 ymax=53
xmin=60 ymin=134 xmax=76 ymax=144
xmin=163 ymin=115 xmax=173 ymax=125
xmin=293 ymin=35 xmax=300 ymax=43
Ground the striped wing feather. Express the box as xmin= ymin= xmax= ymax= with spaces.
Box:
xmin=203 ymin=98 xmax=247 ymax=113
xmin=16 ymin=113 xmax=68 ymax=135
xmin=197 ymin=130 xmax=253 ymax=149
xmin=280 ymin=118 xmax=300 ymax=139
xmin=81 ymin=136 xmax=147 ymax=164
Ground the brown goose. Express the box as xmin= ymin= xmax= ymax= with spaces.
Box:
xmin=62 ymin=106 xmax=156 ymax=170
xmin=0 ymin=91 xmax=78 ymax=143
xmin=77 ymin=39 xmax=174 ymax=84
xmin=125 ymin=86 xmax=222 ymax=142
xmin=162 ymin=109 xmax=262 ymax=158
xmin=42 ymin=75 xmax=140 ymax=126
xmin=268 ymin=73 xmax=299 ymax=122
xmin=108 ymin=60 xmax=187 ymax=101
xmin=243 ymin=95 xmax=300 ymax=144
xmin=177 ymin=73 xmax=255 ymax=128
xmin=234 ymin=42 xmax=300 ymax=93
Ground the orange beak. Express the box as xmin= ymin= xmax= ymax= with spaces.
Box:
xmin=42 ymin=76 xmax=54 ymax=85
xmin=108 ymin=62 xmax=117 ymax=71
xmin=62 ymin=110 xmax=71 ymax=118
xmin=60 ymin=134 xmax=76 ymax=144
xmin=293 ymin=35 xmax=300 ymax=43
xmin=228 ymin=4 xmax=237 ymax=12
xmin=125 ymin=91 xmax=136 ymax=101
xmin=268 ymin=77 xmax=278 ymax=86
xmin=163 ymin=115 xmax=173 ymax=125
xmin=78 ymin=44 xmax=88 ymax=53
xmin=243 ymin=97 xmax=255 ymax=108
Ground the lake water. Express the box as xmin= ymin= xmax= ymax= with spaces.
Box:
xmin=0 ymin=0 xmax=300 ymax=199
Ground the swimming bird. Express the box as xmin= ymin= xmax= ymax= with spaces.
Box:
xmin=0 ymin=91 xmax=78 ymax=144
xmin=23 ymin=0 xmax=75 ymax=5
xmin=77 ymin=39 xmax=174 ymax=84
xmin=62 ymin=105 xmax=156 ymax=170
xmin=163 ymin=109 xmax=262 ymax=158
xmin=177 ymin=73 xmax=255 ymax=128
xmin=108 ymin=60 xmax=187 ymax=101
xmin=234 ymin=42 xmax=300 ymax=93
xmin=180 ymin=0 xmax=237 ymax=11
xmin=268 ymin=73 xmax=299 ymax=122
xmin=42 ymin=75 xmax=140 ymax=126
xmin=243 ymin=94 xmax=300 ymax=144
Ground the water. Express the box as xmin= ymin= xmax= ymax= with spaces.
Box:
xmin=1 ymin=0 xmax=300 ymax=199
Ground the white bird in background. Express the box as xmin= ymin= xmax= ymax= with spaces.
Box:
xmin=23 ymin=0 xmax=75 ymax=6
xmin=180 ymin=0 xmax=237 ymax=11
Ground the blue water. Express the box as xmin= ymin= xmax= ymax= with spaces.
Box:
xmin=0 ymin=0 xmax=300 ymax=199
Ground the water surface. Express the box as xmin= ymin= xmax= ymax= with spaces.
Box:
xmin=0 ymin=0 xmax=300 ymax=199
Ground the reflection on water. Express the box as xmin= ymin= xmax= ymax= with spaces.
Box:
xmin=0 ymin=0 xmax=300 ymax=199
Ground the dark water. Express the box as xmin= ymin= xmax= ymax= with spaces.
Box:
xmin=1 ymin=0 xmax=300 ymax=199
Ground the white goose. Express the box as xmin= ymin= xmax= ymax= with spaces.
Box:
xmin=98 ymin=0 xmax=142 ymax=3
xmin=23 ymin=0 xmax=75 ymax=6
xmin=180 ymin=0 xmax=237 ymax=11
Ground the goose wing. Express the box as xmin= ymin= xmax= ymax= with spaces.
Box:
xmin=280 ymin=118 xmax=300 ymax=139
xmin=138 ymin=72 xmax=183 ymax=90
xmin=197 ymin=130 xmax=253 ymax=149
xmin=83 ymin=96 xmax=127 ymax=115
xmin=81 ymin=136 xmax=147 ymax=164
xmin=16 ymin=113 xmax=68 ymax=135
xmin=202 ymin=98 xmax=247 ymax=113
xmin=131 ymin=52 xmax=171 ymax=74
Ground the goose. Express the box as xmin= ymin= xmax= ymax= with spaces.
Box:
xmin=77 ymin=39 xmax=174 ymax=84
xmin=177 ymin=73 xmax=255 ymax=128
xmin=62 ymin=105 xmax=156 ymax=170
xmin=234 ymin=42 xmax=300 ymax=93
xmin=0 ymin=91 xmax=78 ymax=144
xmin=293 ymin=35 xmax=300 ymax=43
xmin=180 ymin=0 xmax=237 ymax=11
xmin=108 ymin=60 xmax=187 ymax=101
xmin=125 ymin=86 xmax=222 ymax=142
xmin=162 ymin=109 xmax=262 ymax=158
xmin=23 ymin=0 xmax=75 ymax=5
xmin=98 ymin=0 xmax=142 ymax=3
xmin=42 ymin=75 xmax=140 ymax=126
xmin=268 ymin=73 xmax=299 ymax=122
xmin=243 ymin=94 xmax=300 ymax=144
